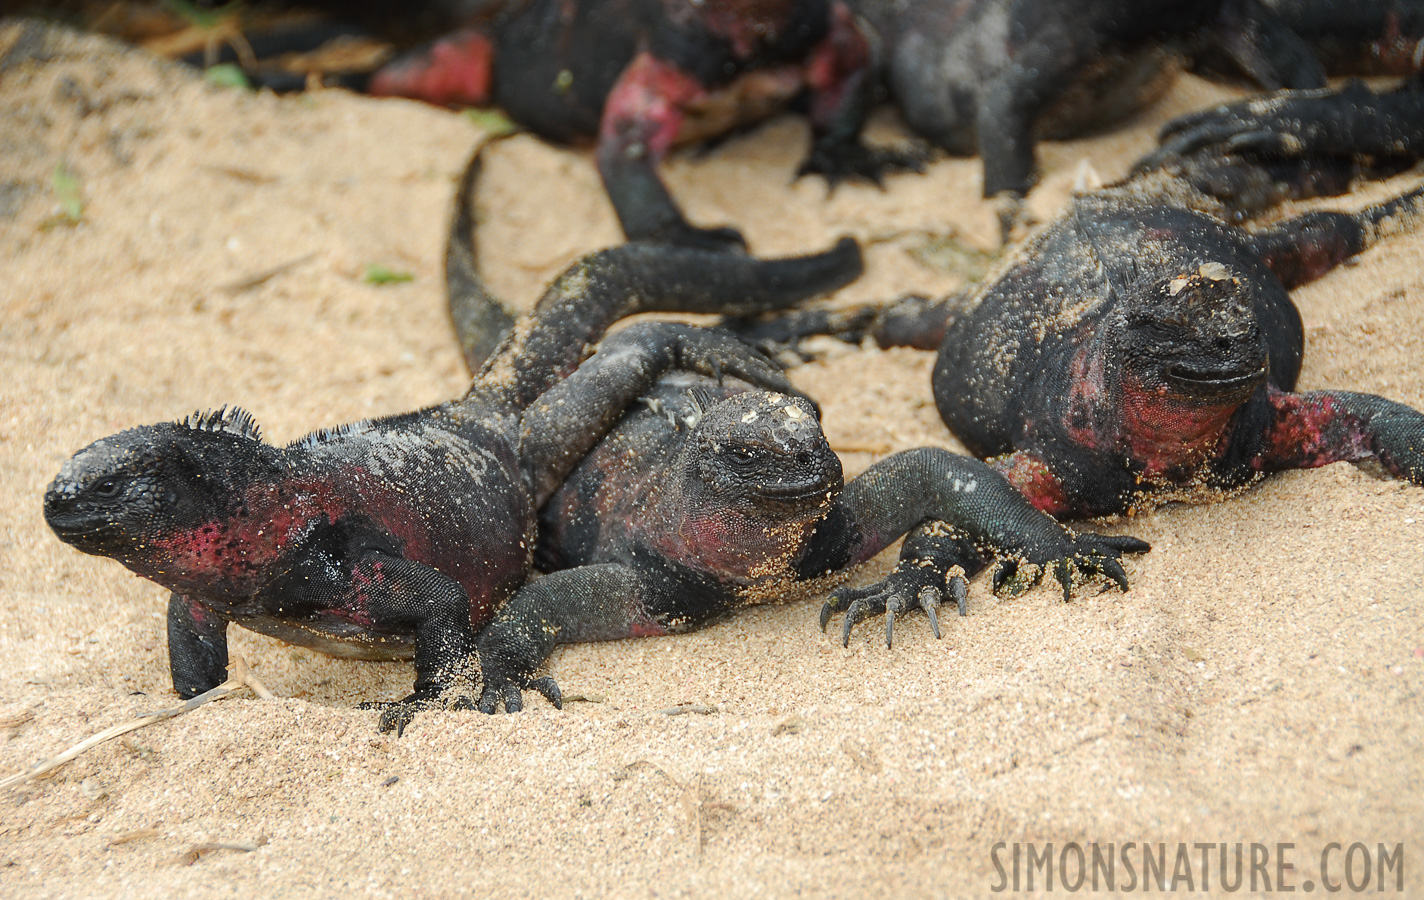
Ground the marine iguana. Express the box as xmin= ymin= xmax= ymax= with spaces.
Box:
xmin=430 ymin=138 xmax=1146 ymax=709
xmin=851 ymin=0 xmax=1329 ymax=234
xmin=368 ymin=0 xmax=924 ymax=250
xmin=42 ymin=145 xmax=863 ymax=734
xmin=472 ymin=368 xmax=1148 ymax=712
xmin=728 ymin=92 xmax=1424 ymax=518
xmin=1139 ymin=71 xmax=1424 ymax=211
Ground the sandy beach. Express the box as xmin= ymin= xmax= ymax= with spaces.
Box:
xmin=1 ymin=19 xmax=1421 ymax=897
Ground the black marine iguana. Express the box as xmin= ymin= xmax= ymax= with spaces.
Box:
xmin=851 ymin=0 xmax=1330 ymax=233
xmin=730 ymin=83 xmax=1424 ymax=518
xmin=368 ymin=0 xmax=924 ymax=250
xmin=472 ymin=362 xmax=1148 ymax=713
xmin=42 ymin=145 xmax=863 ymax=734
xmin=436 ymin=150 xmax=1146 ymax=710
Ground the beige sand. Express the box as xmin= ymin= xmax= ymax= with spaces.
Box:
xmin=1 ymin=20 xmax=1421 ymax=897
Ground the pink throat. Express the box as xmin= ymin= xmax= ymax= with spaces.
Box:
xmin=1119 ymin=371 xmax=1244 ymax=478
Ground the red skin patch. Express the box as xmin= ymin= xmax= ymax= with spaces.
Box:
xmin=369 ymin=30 xmax=494 ymax=107
xmin=1064 ymin=339 xmax=1111 ymax=451
xmin=655 ymin=506 xmax=817 ymax=584
xmin=696 ymin=0 xmax=800 ymax=57
xmin=339 ymin=562 xmax=387 ymax=629
xmin=989 ymin=450 xmax=1070 ymax=517
xmin=1371 ymin=12 xmax=1424 ymax=75
xmin=600 ymin=2 xmax=870 ymax=158
xmin=804 ymin=3 xmax=871 ymax=128
xmin=1257 ymin=236 xmax=1357 ymax=290
xmin=1256 ymin=386 xmax=1373 ymax=472
xmin=599 ymin=52 xmax=708 ymax=162
xmin=149 ymin=477 xmax=347 ymax=596
xmin=145 ymin=466 xmax=521 ymax=628
xmin=1118 ymin=370 xmax=1244 ymax=479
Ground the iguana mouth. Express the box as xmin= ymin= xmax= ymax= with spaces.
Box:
xmin=1166 ymin=364 xmax=1265 ymax=393
xmin=44 ymin=516 xmax=126 ymax=552
xmin=42 ymin=498 xmax=112 ymax=543
xmin=756 ymin=476 xmax=836 ymax=502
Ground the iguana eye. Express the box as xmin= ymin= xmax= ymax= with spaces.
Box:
xmin=91 ymin=477 xmax=125 ymax=499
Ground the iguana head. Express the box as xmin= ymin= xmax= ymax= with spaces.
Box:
xmin=44 ymin=408 xmax=286 ymax=592
xmin=1101 ymin=260 xmax=1270 ymax=475
xmin=1120 ymin=260 xmax=1268 ymax=402
xmin=646 ymin=389 xmax=841 ymax=580
xmin=689 ymin=391 xmax=843 ymax=518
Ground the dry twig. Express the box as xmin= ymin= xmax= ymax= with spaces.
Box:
xmin=0 ymin=656 xmax=273 ymax=791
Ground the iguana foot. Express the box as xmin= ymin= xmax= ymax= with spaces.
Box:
xmin=477 ymin=673 xmax=563 ymax=714
xmin=797 ymin=140 xmax=931 ymax=189
xmin=361 ymin=692 xmax=476 ymax=737
xmin=993 ymin=533 xmax=1150 ymax=602
xmin=821 ymin=562 xmax=968 ymax=648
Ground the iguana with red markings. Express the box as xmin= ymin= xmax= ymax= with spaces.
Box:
xmin=472 ymin=365 xmax=1148 ymax=712
xmin=369 ymin=0 xmax=924 ymax=250
xmin=42 ymin=145 xmax=863 ymax=734
xmin=729 ymin=90 xmax=1424 ymax=518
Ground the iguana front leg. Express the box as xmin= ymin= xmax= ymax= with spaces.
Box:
xmin=1151 ymin=75 xmax=1424 ymax=169
xmin=797 ymin=2 xmax=929 ymax=187
xmin=519 ymin=322 xmax=806 ymax=504
xmin=597 ymin=52 xmax=747 ymax=250
xmin=1138 ymin=76 xmax=1424 ymax=212
xmin=264 ymin=548 xmax=478 ymax=736
xmin=167 ymin=593 xmax=230 ymax=698
xmin=1249 ymin=187 xmax=1424 ymax=289
xmin=475 ymin=563 xmax=694 ymax=713
xmin=1257 ymin=386 xmax=1424 ymax=484
xmin=806 ymin=448 xmax=1149 ymax=642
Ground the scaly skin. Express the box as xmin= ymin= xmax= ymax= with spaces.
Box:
xmin=929 ymin=180 xmax=1424 ymax=518
xmin=730 ymin=96 xmax=1424 ymax=519
xmin=370 ymin=0 xmax=924 ymax=248
xmin=474 ymin=371 xmax=1148 ymax=712
xmin=1254 ymin=0 xmax=1424 ymax=75
xmin=1141 ymin=73 xmax=1424 ymax=215
xmin=850 ymin=0 xmax=1325 ymax=229
xmin=43 ymin=143 xmax=864 ymax=734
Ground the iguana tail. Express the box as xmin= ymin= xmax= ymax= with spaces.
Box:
xmin=446 ymin=136 xmax=519 ymax=373
xmin=450 ymin=141 xmax=864 ymax=407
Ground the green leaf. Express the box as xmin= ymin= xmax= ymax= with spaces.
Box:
xmin=49 ymin=162 xmax=84 ymax=225
xmin=204 ymin=64 xmax=252 ymax=91
xmin=462 ymin=108 xmax=518 ymax=137
xmin=362 ymin=264 xmax=415 ymax=285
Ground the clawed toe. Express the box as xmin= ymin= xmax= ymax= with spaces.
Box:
xmin=841 ymin=596 xmax=884 ymax=647
xmin=1098 ymin=555 xmax=1129 ymax=592
xmin=530 ymin=676 xmax=564 ymax=710
xmin=477 ymin=674 xmax=563 ymax=714
xmin=377 ymin=703 xmax=421 ymax=737
xmin=827 ymin=575 xmax=957 ymax=647
xmin=820 ymin=590 xmax=853 ymax=632
xmin=918 ymin=586 xmax=942 ymax=639
xmin=363 ymin=692 xmax=474 ymax=736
